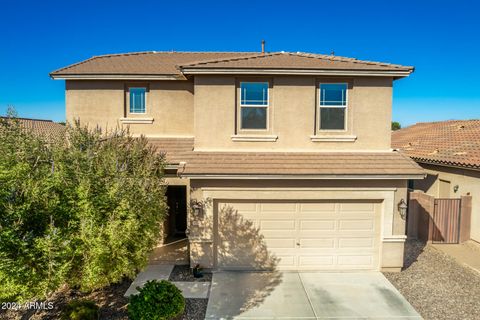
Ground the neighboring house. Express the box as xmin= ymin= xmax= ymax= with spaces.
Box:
xmin=50 ymin=50 xmax=424 ymax=272
xmin=392 ymin=120 xmax=480 ymax=243
xmin=0 ymin=116 xmax=65 ymax=140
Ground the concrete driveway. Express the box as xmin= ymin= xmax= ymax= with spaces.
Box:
xmin=206 ymin=272 xmax=421 ymax=319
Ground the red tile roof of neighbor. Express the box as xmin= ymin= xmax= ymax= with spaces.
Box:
xmin=149 ymin=138 xmax=425 ymax=177
xmin=392 ymin=120 xmax=480 ymax=170
xmin=50 ymin=51 xmax=413 ymax=78
xmin=0 ymin=117 xmax=65 ymax=140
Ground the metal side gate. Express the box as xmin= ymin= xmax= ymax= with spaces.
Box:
xmin=432 ymin=198 xmax=462 ymax=244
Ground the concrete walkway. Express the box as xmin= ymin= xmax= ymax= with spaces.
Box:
xmin=433 ymin=240 xmax=480 ymax=274
xmin=206 ymin=272 xmax=421 ymax=319
xmin=124 ymin=264 xmax=210 ymax=299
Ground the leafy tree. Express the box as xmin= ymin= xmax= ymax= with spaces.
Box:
xmin=391 ymin=121 xmax=402 ymax=131
xmin=0 ymin=109 xmax=167 ymax=302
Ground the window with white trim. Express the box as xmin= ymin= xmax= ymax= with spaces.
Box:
xmin=129 ymin=87 xmax=146 ymax=113
xmin=319 ymin=83 xmax=347 ymax=130
xmin=240 ymin=82 xmax=269 ymax=129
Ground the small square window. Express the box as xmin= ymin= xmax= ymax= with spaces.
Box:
xmin=129 ymin=87 xmax=146 ymax=113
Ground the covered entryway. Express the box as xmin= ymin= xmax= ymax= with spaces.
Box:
xmin=165 ymin=186 xmax=188 ymax=242
xmin=216 ymin=200 xmax=381 ymax=271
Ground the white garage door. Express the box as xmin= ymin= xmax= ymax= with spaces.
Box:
xmin=216 ymin=200 xmax=381 ymax=271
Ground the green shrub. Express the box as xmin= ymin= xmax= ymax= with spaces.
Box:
xmin=61 ymin=300 xmax=99 ymax=320
xmin=128 ymin=280 xmax=185 ymax=320
xmin=0 ymin=108 xmax=167 ymax=302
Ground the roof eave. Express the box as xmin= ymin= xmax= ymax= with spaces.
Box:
xmin=49 ymin=73 xmax=186 ymax=80
xmin=180 ymin=68 xmax=413 ymax=78
xmin=412 ymin=158 xmax=480 ymax=172
xmin=180 ymin=173 xmax=426 ymax=180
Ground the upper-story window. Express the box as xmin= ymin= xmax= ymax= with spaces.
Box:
xmin=240 ymin=82 xmax=269 ymax=130
xmin=319 ymin=83 xmax=347 ymax=130
xmin=129 ymin=87 xmax=147 ymax=114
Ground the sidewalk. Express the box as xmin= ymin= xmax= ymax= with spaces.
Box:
xmin=433 ymin=240 xmax=480 ymax=274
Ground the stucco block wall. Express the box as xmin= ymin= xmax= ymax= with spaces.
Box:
xmin=413 ymin=163 xmax=480 ymax=242
xmin=66 ymin=80 xmax=194 ymax=136
xmin=187 ymin=179 xmax=408 ymax=270
xmin=193 ymin=75 xmax=393 ymax=151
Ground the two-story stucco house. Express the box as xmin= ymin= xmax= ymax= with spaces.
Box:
xmin=50 ymin=50 xmax=424 ymax=272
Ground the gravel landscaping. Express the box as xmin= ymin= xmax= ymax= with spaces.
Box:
xmin=169 ymin=264 xmax=213 ymax=282
xmin=384 ymin=240 xmax=480 ymax=320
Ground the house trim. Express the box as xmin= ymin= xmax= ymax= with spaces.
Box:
xmin=231 ymin=134 xmax=278 ymax=142
xmin=182 ymin=174 xmax=426 ymax=180
xmin=119 ymin=117 xmax=154 ymax=124
xmin=181 ymin=68 xmax=412 ymax=77
xmin=310 ymin=135 xmax=357 ymax=142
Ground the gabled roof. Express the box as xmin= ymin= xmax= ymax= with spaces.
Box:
xmin=149 ymin=138 xmax=425 ymax=179
xmin=50 ymin=51 xmax=414 ymax=79
xmin=392 ymin=120 xmax=480 ymax=170
xmin=0 ymin=117 xmax=65 ymax=140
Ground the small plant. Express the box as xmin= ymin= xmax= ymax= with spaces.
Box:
xmin=128 ymin=280 xmax=185 ymax=320
xmin=61 ymin=299 xmax=99 ymax=320
xmin=192 ymin=264 xmax=203 ymax=278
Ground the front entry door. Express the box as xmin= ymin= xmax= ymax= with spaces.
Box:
xmin=166 ymin=186 xmax=187 ymax=239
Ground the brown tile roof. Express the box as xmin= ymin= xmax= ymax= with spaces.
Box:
xmin=50 ymin=52 xmax=257 ymax=77
xmin=392 ymin=120 xmax=480 ymax=170
xmin=180 ymin=52 xmax=413 ymax=72
xmin=1 ymin=117 xmax=65 ymax=140
xmin=50 ymin=51 xmax=413 ymax=78
xmin=149 ymin=138 xmax=424 ymax=177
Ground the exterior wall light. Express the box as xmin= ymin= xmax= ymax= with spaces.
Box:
xmin=192 ymin=202 xmax=203 ymax=216
xmin=453 ymin=185 xmax=459 ymax=193
xmin=398 ymin=199 xmax=408 ymax=220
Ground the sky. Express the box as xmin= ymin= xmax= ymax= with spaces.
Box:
xmin=1 ymin=0 xmax=479 ymax=127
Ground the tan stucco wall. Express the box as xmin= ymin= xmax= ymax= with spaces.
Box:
xmin=65 ymin=76 xmax=393 ymax=150
xmin=187 ymin=179 xmax=407 ymax=270
xmin=413 ymin=163 xmax=480 ymax=242
xmin=66 ymin=80 xmax=194 ymax=136
xmin=193 ymin=75 xmax=393 ymax=151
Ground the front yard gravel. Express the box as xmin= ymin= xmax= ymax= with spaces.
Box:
xmin=384 ymin=240 xmax=480 ymax=320
xmin=169 ymin=264 xmax=212 ymax=282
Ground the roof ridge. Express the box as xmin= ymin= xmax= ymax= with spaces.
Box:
xmin=178 ymin=52 xmax=282 ymax=68
xmin=292 ymin=52 xmax=413 ymax=70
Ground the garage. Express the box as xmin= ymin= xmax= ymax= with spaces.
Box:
xmin=216 ymin=200 xmax=382 ymax=271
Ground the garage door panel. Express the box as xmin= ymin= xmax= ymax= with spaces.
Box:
xmin=261 ymin=230 xmax=296 ymax=238
xmin=276 ymin=255 xmax=296 ymax=267
xmin=217 ymin=200 xmax=380 ymax=271
xmin=299 ymin=203 xmax=336 ymax=212
xmin=299 ymin=220 xmax=336 ymax=231
xmin=339 ymin=202 xmax=375 ymax=212
xmin=338 ymin=219 xmax=375 ymax=231
xmin=338 ymin=238 xmax=375 ymax=249
xmin=337 ymin=255 xmax=374 ymax=267
xmin=260 ymin=202 xmax=296 ymax=212
xmin=300 ymin=238 xmax=335 ymax=248
xmin=260 ymin=220 xmax=295 ymax=230
xmin=298 ymin=255 xmax=335 ymax=267
xmin=265 ymin=238 xmax=296 ymax=248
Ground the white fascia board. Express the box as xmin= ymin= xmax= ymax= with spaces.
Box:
xmin=50 ymin=74 xmax=184 ymax=80
xmin=180 ymin=68 xmax=412 ymax=77
xmin=181 ymin=174 xmax=426 ymax=180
